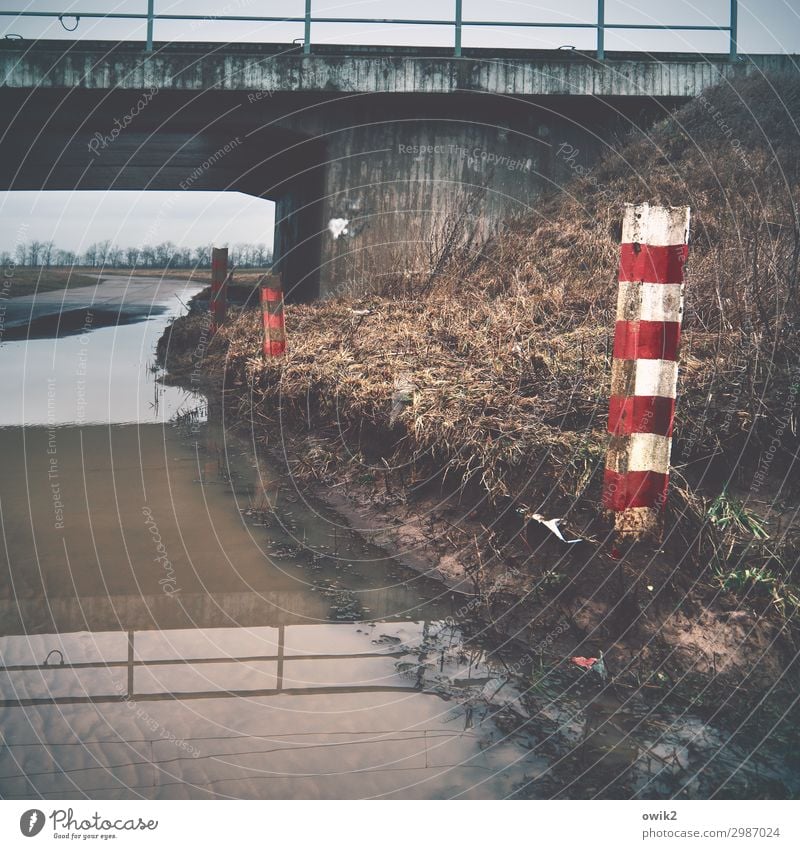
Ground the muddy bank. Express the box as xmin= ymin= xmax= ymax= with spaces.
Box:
xmin=155 ymin=309 xmax=800 ymax=785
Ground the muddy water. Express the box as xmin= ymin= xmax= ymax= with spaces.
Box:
xmin=0 ymin=280 xmax=798 ymax=799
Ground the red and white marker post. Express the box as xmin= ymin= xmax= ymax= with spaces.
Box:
xmin=210 ymin=247 xmax=228 ymax=334
xmin=602 ymin=203 xmax=690 ymax=542
xmin=259 ymin=273 xmax=286 ymax=358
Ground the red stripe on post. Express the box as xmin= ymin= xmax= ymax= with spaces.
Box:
xmin=260 ymin=276 xmax=286 ymax=358
xmin=612 ymin=320 xmax=681 ymax=361
xmin=602 ymin=468 xmax=669 ymax=511
xmin=265 ymin=340 xmax=286 ymax=356
xmin=619 ymin=243 xmax=688 ymax=284
xmin=608 ymin=395 xmax=675 ymax=437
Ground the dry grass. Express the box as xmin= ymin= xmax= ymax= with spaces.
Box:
xmin=160 ymin=72 xmax=800 ymax=601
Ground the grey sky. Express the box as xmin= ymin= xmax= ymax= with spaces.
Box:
xmin=4 ymin=1 xmax=800 ymax=53
xmin=0 ymin=191 xmax=275 ymax=254
xmin=2 ymin=1 xmax=799 ymax=255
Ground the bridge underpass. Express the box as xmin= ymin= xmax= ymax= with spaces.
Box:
xmin=1 ymin=41 xmax=796 ymax=299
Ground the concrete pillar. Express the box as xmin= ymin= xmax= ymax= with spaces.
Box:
xmin=313 ymin=117 xmax=549 ymax=298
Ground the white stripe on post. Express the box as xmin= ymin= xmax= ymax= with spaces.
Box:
xmin=634 ymin=359 xmax=680 ymax=400
xmin=621 ymin=205 xmax=690 ymax=246
xmin=626 ymin=433 xmax=673 ymax=473
xmin=616 ymin=282 xmax=683 ymax=323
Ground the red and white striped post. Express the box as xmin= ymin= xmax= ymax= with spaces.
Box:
xmin=259 ymin=273 xmax=286 ymax=358
xmin=602 ymin=203 xmax=690 ymax=542
xmin=210 ymin=247 xmax=228 ymax=334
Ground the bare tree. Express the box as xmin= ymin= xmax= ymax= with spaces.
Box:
xmin=3 ymin=241 xmax=274 ymax=269
xmin=41 ymin=241 xmax=54 ymax=267
xmin=27 ymin=240 xmax=44 ymax=267
xmin=83 ymin=244 xmax=98 ymax=267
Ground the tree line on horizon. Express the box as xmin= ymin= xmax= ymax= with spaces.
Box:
xmin=0 ymin=240 xmax=273 ymax=270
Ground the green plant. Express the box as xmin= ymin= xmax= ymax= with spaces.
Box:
xmin=714 ymin=546 xmax=800 ymax=619
xmin=707 ymin=491 xmax=769 ymax=539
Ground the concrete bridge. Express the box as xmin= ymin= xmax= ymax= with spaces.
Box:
xmin=0 ymin=41 xmax=794 ymax=299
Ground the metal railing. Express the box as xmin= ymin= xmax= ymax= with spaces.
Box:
xmin=1 ymin=1 xmax=740 ymax=61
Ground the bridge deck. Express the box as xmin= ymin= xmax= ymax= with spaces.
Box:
xmin=1 ymin=41 xmax=796 ymax=97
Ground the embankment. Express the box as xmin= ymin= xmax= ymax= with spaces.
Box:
xmin=157 ymin=72 xmax=800 ymax=724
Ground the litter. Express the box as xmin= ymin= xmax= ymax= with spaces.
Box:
xmin=529 ymin=512 xmax=583 ymax=544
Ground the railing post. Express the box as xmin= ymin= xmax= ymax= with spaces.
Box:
xmin=304 ymin=0 xmax=312 ymax=54
xmin=729 ymin=0 xmax=738 ymax=61
xmin=597 ymin=0 xmax=605 ymax=60
xmin=146 ymin=0 xmax=154 ymax=51
xmin=454 ymin=0 xmax=462 ymax=57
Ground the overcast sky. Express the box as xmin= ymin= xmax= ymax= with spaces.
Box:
xmin=1 ymin=192 xmax=275 ymax=255
xmin=2 ymin=1 xmax=799 ymax=255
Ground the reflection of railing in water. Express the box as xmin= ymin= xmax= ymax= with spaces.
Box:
xmin=0 ymin=2 xmax=741 ymax=60
xmin=0 ymin=620 xmax=507 ymax=799
xmin=0 ymin=622 xmax=430 ymax=709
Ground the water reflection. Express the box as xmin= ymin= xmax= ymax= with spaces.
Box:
xmin=0 ymin=276 xmax=201 ymax=426
xmin=0 ymin=620 xmax=533 ymax=800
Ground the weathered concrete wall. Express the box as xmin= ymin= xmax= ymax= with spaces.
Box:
xmin=304 ymin=96 xmax=638 ymax=297
xmin=1 ymin=41 xmax=795 ymax=97
xmin=1 ymin=42 xmax=796 ymax=299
